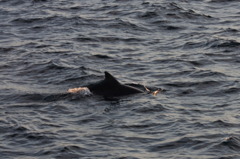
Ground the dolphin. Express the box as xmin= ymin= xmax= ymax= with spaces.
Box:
xmin=86 ymin=71 xmax=144 ymax=97
xmin=42 ymin=72 xmax=161 ymax=101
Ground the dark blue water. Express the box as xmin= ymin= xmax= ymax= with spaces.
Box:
xmin=0 ymin=0 xmax=240 ymax=158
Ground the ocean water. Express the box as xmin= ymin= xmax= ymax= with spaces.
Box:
xmin=0 ymin=0 xmax=240 ymax=158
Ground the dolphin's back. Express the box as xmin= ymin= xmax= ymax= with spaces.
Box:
xmin=87 ymin=72 xmax=143 ymax=97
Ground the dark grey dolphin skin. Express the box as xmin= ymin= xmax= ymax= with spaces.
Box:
xmin=87 ymin=72 xmax=144 ymax=97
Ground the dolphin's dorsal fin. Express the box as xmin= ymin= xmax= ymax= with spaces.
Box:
xmin=104 ymin=71 xmax=120 ymax=85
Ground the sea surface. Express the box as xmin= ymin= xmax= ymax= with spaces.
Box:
xmin=0 ymin=0 xmax=240 ymax=158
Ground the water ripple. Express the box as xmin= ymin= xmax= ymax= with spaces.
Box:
xmin=0 ymin=0 xmax=240 ymax=158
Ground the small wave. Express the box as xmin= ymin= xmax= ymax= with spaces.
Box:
xmin=0 ymin=47 xmax=14 ymax=53
xmin=152 ymin=22 xmax=185 ymax=31
xmin=43 ymin=93 xmax=89 ymax=102
xmin=93 ymin=4 xmax=119 ymax=12
xmin=223 ymin=28 xmax=239 ymax=33
xmin=139 ymin=2 xmax=213 ymax=21
xmin=0 ymin=119 xmax=29 ymax=134
xmin=212 ymin=136 xmax=240 ymax=153
xmin=58 ymin=145 xmax=88 ymax=153
xmin=11 ymin=17 xmax=53 ymax=25
xmin=8 ymin=103 xmax=45 ymax=110
xmin=213 ymin=87 xmax=240 ymax=95
xmin=74 ymin=36 xmax=98 ymax=43
xmin=209 ymin=39 xmax=240 ymax=49
xmin=133 ymin=104 xmax=166 ymax=113
xmin=223 ymin=87 xmax=240 ymax=94
xmin=8 ymin=93 xmax=46 ymax=103
xmin=163 ymin=25 xmax=184 ymax=31
xmin=51 ymin=145 xmax=90 ymax=159
xmin=97 ymin=36 xmax=144 ymax=43
xmin=188 ymin=60 xmax=215 ymax=67
xmin=182 ymin=41 xmax=207 ymax=49
xmin=92 ymin=54 xmax=112 ymax=59
xmin=32 ymin=0 xmax=48 ymax=3
xmin=210 ymin=0 xmax=239 ymax=3
xmin=200 ymin=120 xmax=240 ymax=129
xmin=190 ymin=69 xmax=226 ymax=78
xmin=11 ymin=15 xmax=97 ymax=28
xmin=166 ymin=2 xmax=213 ymax=20
xmin=16 ymin=59 xmax=74 ymax=78
xmin=12 ymin=91 xmax=90 ymax=103
xmin=104 ymin=18 xmax=149 ymax=32
xmin=120 ymin=123 xmax=159 ymax=129
xmin=63 ymin=74 xmax=95 ymax=83
xmin=221 ymin=136 xmax=240 ymax=151
xmin=5 ymin=124 xmax=56 ymax=142
xmin=148 ymin=137 xmax=204 ymax=152
xmin=139 ymin=11 xmax=159 ymax=19
xmin=178 ymin=89 xmax=196 ymax=96
xmin=75 ymin=35 xmax=144 ymax=44
xmin=75 ymin=118 xmax=98 ymax=125
xmin=165 ymin=80 xmax=221 ymax=88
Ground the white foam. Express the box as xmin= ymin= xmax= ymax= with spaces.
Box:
xmin=67 ymin=87 xmax=92 ymax=96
